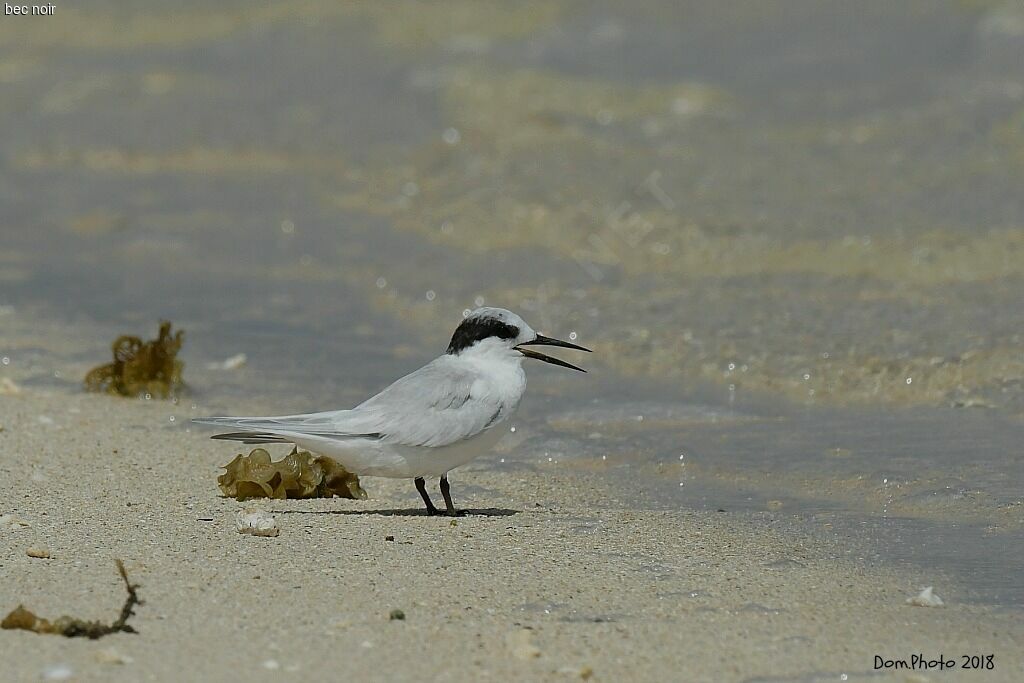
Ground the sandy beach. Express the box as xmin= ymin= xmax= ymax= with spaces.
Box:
xmin=1 ymin=385 xmax=1021 ymax=682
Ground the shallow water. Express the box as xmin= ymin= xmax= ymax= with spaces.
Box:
xmin=2 ymin=1 xmax=1023 ymax=607
xmin=530 ymin=382 xmax=1024 ymax=607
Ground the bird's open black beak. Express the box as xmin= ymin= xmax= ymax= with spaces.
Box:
xmin=515 ymin=334 xmax=592 ymax=372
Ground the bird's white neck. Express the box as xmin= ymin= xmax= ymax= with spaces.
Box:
xmin=448 ymin=340 xmax=528 ymax=428
xmin=451 ymin=339 xmax=528 ymax=408
xmin=455 ymin=338 xmax=525 ymax=369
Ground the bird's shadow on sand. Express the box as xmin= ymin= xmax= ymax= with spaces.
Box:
xmin=272 ymin=507 xmax=519 ymax=518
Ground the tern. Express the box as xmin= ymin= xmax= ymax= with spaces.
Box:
xmin=193 ymin=307 xmax=590 ymax=516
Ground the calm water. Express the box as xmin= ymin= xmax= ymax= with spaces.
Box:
xmin=2 ymin=1 xmax=1022 ymax=606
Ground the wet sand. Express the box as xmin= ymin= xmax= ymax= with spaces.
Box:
xmin=1 ymin=387 xmax=1022 ymax=683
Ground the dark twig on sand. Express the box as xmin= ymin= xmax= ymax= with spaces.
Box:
xmin=1 ymin=560 xmax=143 ymax=639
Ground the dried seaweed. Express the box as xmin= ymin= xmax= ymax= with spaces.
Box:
xmin=218 ymin=447 xmax=367 ymax=500
xmin=84 ymin=321 xmax=184 ymax=398
xmin=1 ymin=560 xmax=142 ymax=639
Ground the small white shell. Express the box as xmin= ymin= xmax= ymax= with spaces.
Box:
xmin=235 ymin=509 xmax=279 ymax=537
xmin=906 ymin=586 xmax=944 ymax=607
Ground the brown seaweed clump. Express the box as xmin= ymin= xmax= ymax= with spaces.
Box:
xmin=218 ymin=447 xmax=367 ymax=500
xmin=84 ymin=321 xmax=184 ymax=398
xmin=1 ymin=560 xmax=142 ymax=639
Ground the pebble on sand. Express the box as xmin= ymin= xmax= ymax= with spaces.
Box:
xmin=0 ymin=377 xmax=21 ymax=395
xmin=0 ymin=514 xmax=31 ymax=530
xmin=41 ymin=664 xmax=73 ymax=681
xmin=506 ymin=629 xmax=541 ymax=660
xmin=95 ymin=648 xmax=133 ymax=665
xmin=26 ymin=548 xmax=50 ymax=559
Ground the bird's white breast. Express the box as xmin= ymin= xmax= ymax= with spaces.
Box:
xmin=458 ymin=343 xmax=528 ymax=419
xmin=291 ymin=346 xmax=528 ymax=478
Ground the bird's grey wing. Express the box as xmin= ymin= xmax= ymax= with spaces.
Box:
xmin=192 ymin=409 xmax=382 ymax=440
xmin=193 ymin=357 xmax=505 ymax=448
xmin=350 ymin=357 xmax=507 ymax=448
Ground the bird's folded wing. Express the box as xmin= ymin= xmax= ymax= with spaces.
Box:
xmin=192 ymin=411 xmax=383 ymax=439
xmin=194 ymin=357 xmax=506 ymax=448
xmin=349 ymin=358 xmax=506 ymax=448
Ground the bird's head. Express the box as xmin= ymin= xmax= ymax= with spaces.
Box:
xmin=445 ymin=307 xmax=591 ymax=372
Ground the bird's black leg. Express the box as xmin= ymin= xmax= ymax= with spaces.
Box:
xmin=439 ymin=474 xmax=464 ymax=517
xmin=415 ymin=477 xmax=440 ymax=516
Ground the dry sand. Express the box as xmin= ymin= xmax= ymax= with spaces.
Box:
xmin=1 ymin=388 xmax=1022 ymax=683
